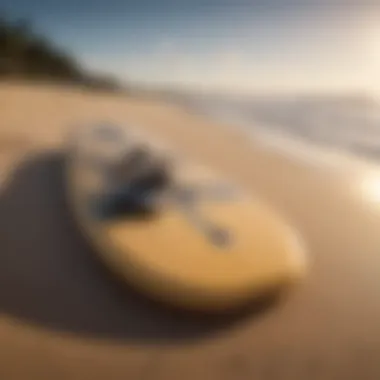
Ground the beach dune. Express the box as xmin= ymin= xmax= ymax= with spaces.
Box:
xmin=0 ymin=82 xmax=380 ymax=379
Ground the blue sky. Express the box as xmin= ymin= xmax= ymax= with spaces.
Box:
xmin=1 ymin=1 xmax=380 ymax=94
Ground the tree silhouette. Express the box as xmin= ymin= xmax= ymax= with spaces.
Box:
xmin=0 ymin=14 xmax=120 ymax=90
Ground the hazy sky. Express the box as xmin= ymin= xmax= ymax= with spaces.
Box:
xmin=2 ymin=1 xmax=380 ymax=94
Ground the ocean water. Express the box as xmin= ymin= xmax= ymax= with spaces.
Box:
xmin=178 ymin=93 xmax=380 ymax=170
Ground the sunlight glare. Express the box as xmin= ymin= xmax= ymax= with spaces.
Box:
xmin=360 ymin=174 xmax=380 ymax=205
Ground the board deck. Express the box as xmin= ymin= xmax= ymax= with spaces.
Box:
xmin=65 ymin=123 xmax=307 ymax=312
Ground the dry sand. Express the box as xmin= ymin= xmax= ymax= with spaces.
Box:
xmin=1 ymin=82 xmax=380 ymax=379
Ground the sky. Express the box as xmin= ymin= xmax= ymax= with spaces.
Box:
xmin=1 ymin=0 xmax=380 ymax=94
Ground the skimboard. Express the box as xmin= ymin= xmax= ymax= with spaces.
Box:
xmin=65 ymin=123 xmax=307 ymax=312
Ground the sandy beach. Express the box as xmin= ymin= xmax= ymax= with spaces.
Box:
xmin=1 ymin=82 xmax=380 ymax=379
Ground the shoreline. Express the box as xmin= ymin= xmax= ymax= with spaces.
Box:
xmin=180 ymin=99 xmax=380 ymax=176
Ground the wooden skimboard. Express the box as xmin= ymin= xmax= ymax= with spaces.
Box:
xmin=65 ymin=123 xmax=307 ymax=312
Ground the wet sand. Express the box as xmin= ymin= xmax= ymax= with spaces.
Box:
xmin=1 ymin=82 xmax=380 ymax=379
